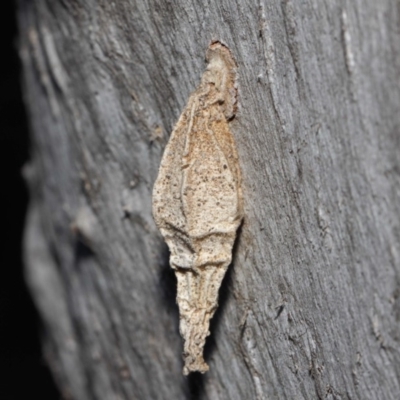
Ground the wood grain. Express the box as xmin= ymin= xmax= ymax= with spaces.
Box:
xmin=19 ymin=0 xmax=400 ymax=398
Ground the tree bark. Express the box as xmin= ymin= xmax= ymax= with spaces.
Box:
xmin=19 ymin=0 xmax=400 ymax=399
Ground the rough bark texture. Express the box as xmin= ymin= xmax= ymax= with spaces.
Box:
xmin=19 ymin=0 xmax=400 ymax=399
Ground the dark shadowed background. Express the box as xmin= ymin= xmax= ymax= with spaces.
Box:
xmin=0 ymin=2 xmax=59 ymax=398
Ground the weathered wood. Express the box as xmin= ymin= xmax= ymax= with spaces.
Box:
xmin=19 ymin=0 xmax=400 ymax=399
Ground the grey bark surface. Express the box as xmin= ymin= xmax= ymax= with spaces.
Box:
xmin=18 ymin=0 xmax=400 ymax=399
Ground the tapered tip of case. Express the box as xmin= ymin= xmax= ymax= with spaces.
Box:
xmin=181 ymin=316 xmax=211 ymax=375
xmin=183 ymin=357 xmax=209 ymax=375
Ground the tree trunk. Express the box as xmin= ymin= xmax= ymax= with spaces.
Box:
xmin=18 ymin=0 xmax=400 ymax=399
